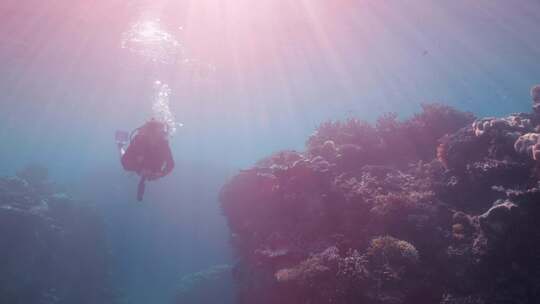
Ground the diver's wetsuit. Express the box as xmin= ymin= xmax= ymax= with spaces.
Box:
xmin=121 ymin=131 xmax=174 ymax=200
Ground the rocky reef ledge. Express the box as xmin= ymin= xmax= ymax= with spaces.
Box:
xmin=0 ymin=165 xmax=112 ymax=304
xmin=220 ymin=86 xmax=540 ymax=304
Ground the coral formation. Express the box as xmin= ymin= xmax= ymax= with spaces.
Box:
xmin=515 ymin=133 xmax=540 ymax=160
xmin=221 ymin=87 xmax=540 ymax=304
xmin=0 ymin=165 xmax=113 ymax=304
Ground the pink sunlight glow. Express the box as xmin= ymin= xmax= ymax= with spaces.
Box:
xmin=6 ymin=0 xmax=518 ymax=158
xmin=1 ymin=0 xmax=395 ymax=115
xmin=0 ymin=0 xmax=418 ymax=165
xmin=158 ymin=0 xmax=385 ymax=126
xmin=2 ymin=0 xmax=539 ymax=172
xmin=102 ymin=0 xmax=376 ymax=132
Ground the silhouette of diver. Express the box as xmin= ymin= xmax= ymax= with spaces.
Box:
xmin=118 ymin=119 xmax=175 ymax=201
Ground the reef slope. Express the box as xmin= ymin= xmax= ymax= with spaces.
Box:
xmin=0 ymin=166 xmax=112 ymax=304
xmin=221 ymin=88 xmax=540 ymax=304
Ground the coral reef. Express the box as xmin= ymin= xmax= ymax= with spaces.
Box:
xmin=0 ymin=165 xmax=113 ymax=304
xmin=220 ymin=88 xmax=540 ymax=304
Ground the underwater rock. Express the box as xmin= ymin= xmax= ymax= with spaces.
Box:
xmin=221 ymin=92 xmax=540 ymax=304
xmin=0 ymin=169 xmax=113 ymax=304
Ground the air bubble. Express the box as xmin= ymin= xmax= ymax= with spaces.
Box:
xmin=121 ymin=19 xmax=183 ymax=64
xmin=152 ymin=81 xmax=179 ymax=136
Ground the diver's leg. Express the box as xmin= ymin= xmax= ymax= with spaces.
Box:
xmin=137 ymin=176 xmax=146 ymax=201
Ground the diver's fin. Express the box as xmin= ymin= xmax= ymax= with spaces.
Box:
xmin=137 ymin=176 xmax=146 ymax=201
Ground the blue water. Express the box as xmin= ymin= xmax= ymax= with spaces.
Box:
xmin=1 ymin=1 xmax=540 ymax=303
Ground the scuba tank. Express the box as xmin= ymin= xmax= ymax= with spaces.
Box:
xmin=118 ymin=119 xmax=169 ymax=201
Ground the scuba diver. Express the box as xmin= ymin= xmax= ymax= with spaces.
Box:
xmin=117 ymin=119 xmax=175 ymax=201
